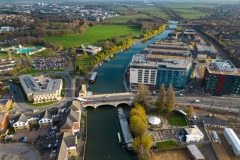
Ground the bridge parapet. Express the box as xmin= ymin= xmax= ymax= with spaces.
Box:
xmin=82 ymin=100 xmax=133 ymax=109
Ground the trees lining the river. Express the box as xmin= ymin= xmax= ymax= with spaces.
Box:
xmin=130 ymin=103 xmax=153 ymax=160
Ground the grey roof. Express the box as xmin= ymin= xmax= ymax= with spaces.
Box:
xmin=43 ymin=110 xmax=52 ymax=119
xmin=63 ymin=136 xmax=76 ymax=148
xmin=61 ymin=117 xmax=73 ymax=130
xmin=187 ymin=144 xmax=205 ymax=160
xmin=17 ymin=113 xmax=28 ymax=122
xmin=202 ymin=118 xmax=228 ymax=126
xmin=224 ymin=128 xmax=240 ymax=155
xmin=68 ymin=109 xmax=79 ymax=122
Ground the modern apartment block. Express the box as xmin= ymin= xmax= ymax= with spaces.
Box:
xmin=19 ymin=74 xmax=63 ymax=103
xmin=202 ymin=60 xmax=240 ymax=95
xmin=129 ymin=53 xmax=192 ymax=90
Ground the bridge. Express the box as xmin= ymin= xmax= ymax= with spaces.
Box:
xmin=80 ymin=92 xmax=135 ymax=108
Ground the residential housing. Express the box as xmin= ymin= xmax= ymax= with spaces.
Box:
xmin=202 ymin=60 xmax=240 ymax=95
xmin=10 ymin=108 xmax=60 ymax=131
xmin=19 ymin=74 xmax=63 ymax=103
xmin=58 ymin=101 xmax=80 ymax=160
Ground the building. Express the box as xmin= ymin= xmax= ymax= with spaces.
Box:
xmin=202 ymin=60 xmax=240 ymax=95
xmin=196 ymin=43 xmax=216 ymax=59
xmin=129 ymin=54 xmax=192 ymax=90
xmin=12 ymin=113 xmax=28 ymax=131
xmin=184 ymin=125 xmax=204 ymax=143
xmin=0 ymin=26 xmax=14 ymax=33
xmin=58 ymin=133 xmax=78 ymax=160
xmin=60 ymin=101 xmax=80 ymax=135
xmin=224 ymin=128 xmax=240 ymax=156
xmin=39 ymin=111 xmax=53 ymax=128
xmin=187 ymin=144 xmax=205 ymax=160
xmin=202 ymin=117 xmax=228 ymax=128
xmin=19 ymin=74 xmax=63 ymax=103
xmin=77 ymin=45 xmax=102 ymax=55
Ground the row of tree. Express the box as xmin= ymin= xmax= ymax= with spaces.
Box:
xmin=130 ymin=103 xmax=153 ymax=160
xmin=155 ymin=84 xmax=176 ymax=113
xmin=135 ymin=83 xmax=176 ymax=113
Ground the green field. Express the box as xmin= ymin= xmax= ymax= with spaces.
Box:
xmin=167 ymin=113 xmax=188 ymax=126
xmin=134 ymin=7 xmax=168 ymax=19
xmin=106 ymin=14 xmax=151 ymax=23
xmin=156 ymin=140 xmax=179 ymax=149
xmin=76 ymin=55 xmax=95 ymax=75
xmin=44 ymin=25 xmax=141 ymax=48
xmin=164 ymin=3 xmax=214 ymax=19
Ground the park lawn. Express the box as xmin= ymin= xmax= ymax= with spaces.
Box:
xmin=106 ymin=14 xmax=151 ymax=23
xmin=156 ymin=140 xmax=179 ymax=149
xmin=76 ymin=55 xmax=95 ymax=74
xmin=44 ymin=24 xmax=142 ymax=48
xmin=19 ymin=67 xmax=65 ymax=75
xmin=167 ymin=113 xmax=188 ymax=126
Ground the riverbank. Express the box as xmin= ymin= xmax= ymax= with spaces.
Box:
xmin=77 ymin=24 xmax=167 ymax=77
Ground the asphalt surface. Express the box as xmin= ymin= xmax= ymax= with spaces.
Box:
xmin=83 ymin=94 xmax=240 ymax=113
xmin=0 ymin=143 xmax=41 ymax=160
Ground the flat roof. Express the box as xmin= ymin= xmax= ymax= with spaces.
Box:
xmin=224 ymin=128 xmax=240 ymax=152
xmin=187 ymin=144 xmax=205 ymax=160
xmin=144 ymin=48 xmax=191 ymax=55
xmin=207 ymin=60 xmax=240 ymax=76
xmin=19 ymin=74 xmax=62 ymax=95
xmin=130 ymin=54 xmax=192 ymax=70
xmin=118 ymin=108 xmax=133 ymax=144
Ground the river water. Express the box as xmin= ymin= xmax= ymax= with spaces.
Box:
xmin=85 ymin=27 xmax=175 ymax=160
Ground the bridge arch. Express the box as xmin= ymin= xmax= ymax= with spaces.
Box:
xmin=116 ymin=103 xmax=131 ymax=108
xmin=96 ymin=104 xmax=116 ymax=109
xmin=84 ymin=105 xmax=95 ymax=109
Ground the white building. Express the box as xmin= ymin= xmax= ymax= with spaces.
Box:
xmin=77 ymin=45 xmax=102 ymax=55
xmin=0 ymin=26 xmax=14 ymax=33
xmin=185 ymin=125 xmax=204 ymax=143
xmin=19 ymin=74 xmax=63 ymax=103
xmin=224 ymin=128 xmax=240 ymax=156
xmin=39 ymin=111 xmax=53 ymax=128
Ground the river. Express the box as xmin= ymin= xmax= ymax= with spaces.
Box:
xmin=85 ymin=26 xmax=176 ymax=160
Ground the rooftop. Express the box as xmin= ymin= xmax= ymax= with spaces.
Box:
xmin=130 ymin=54 xmax=192 ymax=70
xmin=19 ymin=74 xmax=62 ymax=95
xmin=207 ymin=60 xmax=240 ymax=76
xmin=224 ymin=128 xmax=240 ymax=152
xmin=187 ymin=144 xmax=205 ymax=160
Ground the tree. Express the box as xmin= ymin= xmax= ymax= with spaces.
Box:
xmin=130 ymin=115 xmax=148 ymax=137
xmin=136 ymin=84 xmax=151 ymax=105
xmin=165 ymin=83 xmax=175 ymax=113
xmin=132 ymin=135 xmax=153 ymax=160
xmin=130 ymin=103 xmax=148 ymax=125
xmin=155 ymin=84 xmax=166 ymax=113
xmin=186 ymin=105 xmax=194 ymax=118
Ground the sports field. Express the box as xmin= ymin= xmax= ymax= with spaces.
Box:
xmin=44 ymin=25 xmax=141 ymax=48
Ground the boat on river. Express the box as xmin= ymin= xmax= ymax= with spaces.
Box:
xmin=89 ymin=72 xmax=97 ymax=83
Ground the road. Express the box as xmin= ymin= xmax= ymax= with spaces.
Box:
xmin=0 ymin=143 xmax=41 ymax=160
xmin=83 ymin=94 xmax=240 ymax=113
xmin=7 ymin=72 xmax=74 ymax=111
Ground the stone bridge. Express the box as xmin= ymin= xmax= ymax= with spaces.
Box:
xmin=82 ymin=100 xmax=134 ymax=109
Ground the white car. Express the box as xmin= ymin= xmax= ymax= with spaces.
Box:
xmin=194 ymin=99 xmax=200 ymax=103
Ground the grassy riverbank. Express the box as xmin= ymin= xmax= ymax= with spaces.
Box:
xmin=44 ymin=24 xmax=142 ymax=48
